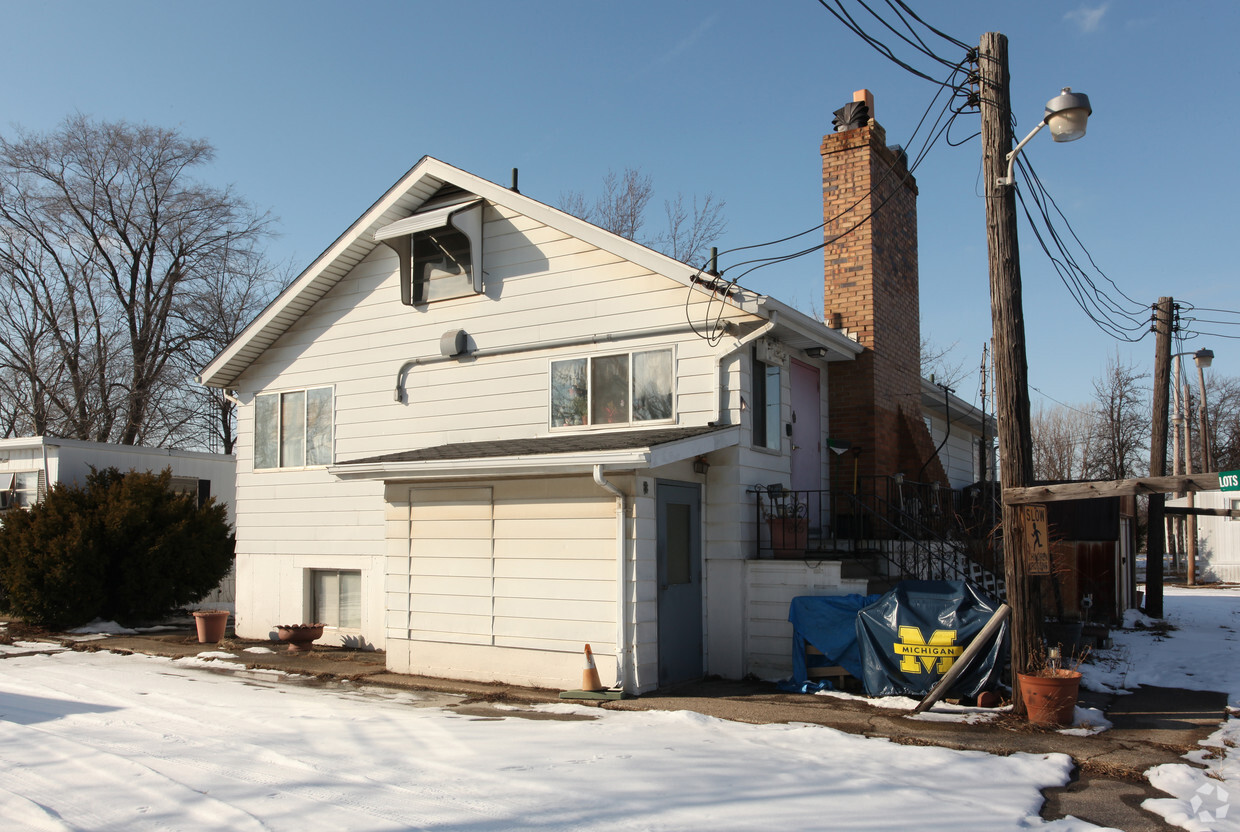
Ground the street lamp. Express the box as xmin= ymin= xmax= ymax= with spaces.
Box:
xmin=979 ymin=31 xmax=1093 ymax=710
xmin=1195 ymin=349 xmax=1215 ymax=473
xmin=997 ymin=88 xmax=1093 ymax=186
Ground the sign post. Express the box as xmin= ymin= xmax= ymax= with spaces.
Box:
xmin=1022 ymin=504 xmax=1050 ymax=576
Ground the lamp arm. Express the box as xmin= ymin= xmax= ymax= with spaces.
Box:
xmin=997 ymin=120 xmax=1047 ymax=187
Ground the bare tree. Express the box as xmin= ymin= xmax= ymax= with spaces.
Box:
xmin=653 ymin=192 xmax=728 ymax=265
xmin=1087 ymin=352 xmax=1150 ymax=480
xmin=174 ymin=247 xmax=284 ymax=453
xmin=920 ymin=337 xmax=967 ymax=389
xmin=1181 ymin=373 xmax=1240 ymax=473
xmin=0 ymin=115 xmax=273 ymax=447
xmin=560 ymin=166 xmax=726 ymax=266
xmin=1031 ymin=403 xmax=1097 ymax=481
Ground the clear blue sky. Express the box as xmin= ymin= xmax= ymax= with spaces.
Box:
xmin=3 ymin=0 xmax=1237 ymax=417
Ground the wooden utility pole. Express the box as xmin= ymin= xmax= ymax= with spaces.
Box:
xmin=1183 ymin=363 xmax=1198 ymax=585
xmin=979 ymin=32 xmax=1038 ymax=711
xmin=1147 ymin=297 xmax=1173 ymax=618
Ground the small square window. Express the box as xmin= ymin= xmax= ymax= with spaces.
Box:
xmin=375 ymin=199 xmax=484 ymax=307
xmin=313 ymin=569 xmax=361 ymax=629
xmin=4 ymin=471 xmax=41 ymax=509
xmin=1229 ymin=499 xmax=1240 ymax=522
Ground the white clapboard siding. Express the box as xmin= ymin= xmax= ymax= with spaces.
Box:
xmin=744 ymin=560 xmax=870 ymax=680
xmin=232 ymin=196 xmax=760 ymax=653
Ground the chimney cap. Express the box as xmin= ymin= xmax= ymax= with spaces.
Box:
xmin=853 ymin=89 xmax=874 ymax=117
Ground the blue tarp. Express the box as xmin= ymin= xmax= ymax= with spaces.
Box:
xmin=855 ymin=580 xmax=1007 ymax=697
xmin=787 ymin=593 xmax=883 ymax=682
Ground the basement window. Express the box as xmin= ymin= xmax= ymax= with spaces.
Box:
xmin=312 ymin=569 xmax=361 ymax=629
xmin=374 ymin=198 xmax=484 ymax=306
xmin=550 ymin=348 xmax=674 ymax=428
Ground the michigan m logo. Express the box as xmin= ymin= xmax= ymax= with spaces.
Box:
xmin=894 ymin=626 xmax=962 ymax=674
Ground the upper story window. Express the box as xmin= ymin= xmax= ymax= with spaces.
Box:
xmin=551 ymin=349 xmax=674 ymax=428
xmin=255 ymin=386 xmax=334 ymax=469
xmin=374 ymin=197 xmax=484 ymax=307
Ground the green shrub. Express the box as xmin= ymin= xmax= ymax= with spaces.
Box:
xmin=0 ymin=467 xmax=234 ymax=628
xmin=0 ymin=483 xmax=105 ymax=628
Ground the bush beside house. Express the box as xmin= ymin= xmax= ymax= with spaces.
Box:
xmin=0 ymin=467 xmax=234 ymax=628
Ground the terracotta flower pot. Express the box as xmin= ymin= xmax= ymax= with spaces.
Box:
xmin=768 ymin=517 xmax=809 ymax=558
xmin=1018 ymin=669 xmax=1081 ymax=726
xmin=192 ymin=610 xmax=230 ymax=644
xmin=276 ymin=624 xmax=325 ymax=652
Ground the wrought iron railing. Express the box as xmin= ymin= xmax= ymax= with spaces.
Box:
xmin=750 ymin=477 xmax=1004 ymax=598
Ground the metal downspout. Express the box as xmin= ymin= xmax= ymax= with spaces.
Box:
xmin=593 ymin=464 xmax=628 ymax=691
xmin=713 ymin=309 xmax=778 ymax=425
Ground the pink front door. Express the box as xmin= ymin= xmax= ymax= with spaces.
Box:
xmin=790 ymin=359 xmax=822 ymax=493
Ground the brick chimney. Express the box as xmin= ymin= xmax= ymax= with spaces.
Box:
xmin=822 ymin=89 xmax=947 ymax=487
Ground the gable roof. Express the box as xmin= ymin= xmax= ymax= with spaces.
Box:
xmin=198 ymin=156 xmax=861 ymax=389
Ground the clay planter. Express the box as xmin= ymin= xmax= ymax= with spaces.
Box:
xmin=768 ymin=517 xmax=809 ymax=558
xmin=1018 ymin=669 xmax=1082 ymax=726
xmin=192 ymin=610 xmax=230 ymax=644
xmin=276 ymin=624 xmax=325 ymax=652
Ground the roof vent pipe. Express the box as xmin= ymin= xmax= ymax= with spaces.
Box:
xmin=511 ymin=168 xmax=519 ymax=193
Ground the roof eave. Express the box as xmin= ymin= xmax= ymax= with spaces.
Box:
xmin=328 ymin=449 xmax=652 ymax=481
xmin=756 ymin=297 xmax=864 ymax=359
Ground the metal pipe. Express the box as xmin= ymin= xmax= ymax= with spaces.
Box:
xmin=394 ymin=322 xmax=708 ymax=403
xmin=593 ymin=465 xmax=628 ymax=692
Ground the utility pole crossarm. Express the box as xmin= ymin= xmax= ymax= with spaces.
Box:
xmin=1003 ymin=473 xmax=1222 ymax=505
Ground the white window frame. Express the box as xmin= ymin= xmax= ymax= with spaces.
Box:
xmin=752 ymin=355 xmax=782 ymax=451
xmin=549 ymin=347 xmax=676 ymax=430
xmin=1229 ymin=498 xmax=1240 ymax=522
xmin=254 ymin=386 xmax=334 ymax=470
xmin=311 ymin=568 xmax=362 ymax=629
xmin=3 ymin=471 xmax=40 ymax=509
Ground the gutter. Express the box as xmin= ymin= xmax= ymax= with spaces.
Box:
xmin=593 ymin=464 xmax=629 ymax=692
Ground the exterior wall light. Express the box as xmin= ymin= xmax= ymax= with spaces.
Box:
xmin=997 ymin=87 xmax=1092 ymax=186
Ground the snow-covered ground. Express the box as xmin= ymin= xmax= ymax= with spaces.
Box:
xmin=0 ymin=585 xmax=1236 ymax=831
xmin=1080 ymin=585 xmax=1240 ymax=831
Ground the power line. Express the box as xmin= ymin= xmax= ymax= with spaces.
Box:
xmin=813 ymin=0 xmax=971 ymax=87
xmin=683 ymin=56 xmax=974 ymax=342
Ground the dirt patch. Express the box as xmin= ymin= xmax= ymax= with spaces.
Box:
xmin=446 ymin=703 xmax=597 ymax=722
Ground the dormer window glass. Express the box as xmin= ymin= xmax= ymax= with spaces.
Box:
xmin=374 ymin=198 xmax=484 ymax=307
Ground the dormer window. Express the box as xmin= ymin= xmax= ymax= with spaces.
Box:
xmin=374 ymin=197 xmax=484 ymax=306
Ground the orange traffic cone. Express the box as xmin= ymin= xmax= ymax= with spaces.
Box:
xmin=581 ymin=643 xmax=603 ymax=691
